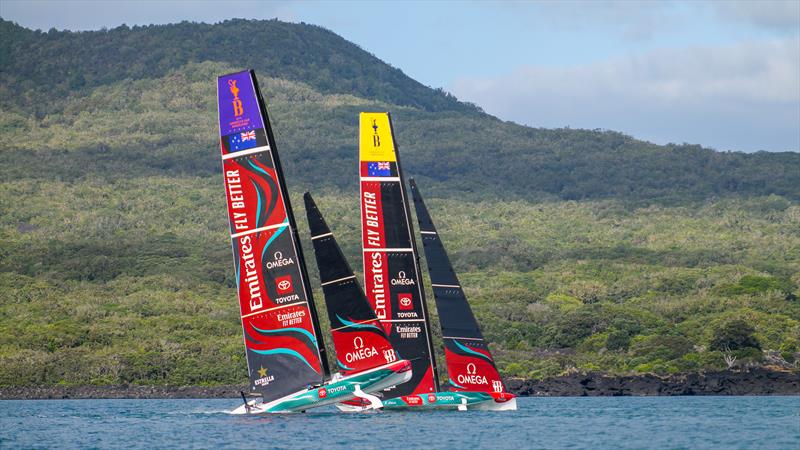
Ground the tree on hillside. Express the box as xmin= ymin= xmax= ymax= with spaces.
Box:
xmin=710 ymin=318 xmax=761 ymax=352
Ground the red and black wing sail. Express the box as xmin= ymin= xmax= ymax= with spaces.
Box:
xmin=304 ymin=193 xmax=400 ymax=375
xmin=217 ymin=70 xmax=329 ymax=402
xmin=409 ymin=178 xmax=508 ymax=394
xmin=359 ymin=112 xmax=439 ymax=396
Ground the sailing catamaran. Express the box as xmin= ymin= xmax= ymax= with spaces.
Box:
xmin=216 ymin=72 xmax=411 ymax=414
xmin=354 ymin=112 xmax=440 ymax=402
xmin=304 ymin=192 xmax=412 ymax=409
xmin=343 ymin=112 xmax=516 ymax=411
xmin=408 ymin=178 xmax=516 ymax=411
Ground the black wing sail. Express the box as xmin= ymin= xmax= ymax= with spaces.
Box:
xmin=304 ymin=193 xmax=399 ymax=375
xmin=409 ymin=178 xmax=509 ymax=394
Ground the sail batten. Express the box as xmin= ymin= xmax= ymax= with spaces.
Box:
xmin=216 ymin=70 xmax=329 ymax=402
xmin=410 ymin=178 xmax=509 ymax=395
xmin=359 ymin=112 xmax=440 ymax=397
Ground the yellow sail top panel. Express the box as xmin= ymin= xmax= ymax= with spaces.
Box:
xmin=359 ymin=112 xmax=397 ymax=162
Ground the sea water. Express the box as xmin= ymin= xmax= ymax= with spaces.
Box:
xmin=1 ymin=396 xmax=798 ymax=449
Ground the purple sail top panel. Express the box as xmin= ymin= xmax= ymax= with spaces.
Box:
xmin=217 ymin=71 xmax=265 ymax=155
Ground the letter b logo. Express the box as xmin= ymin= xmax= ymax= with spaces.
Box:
xmin=232 ymin=99 xmax=244 ymax=117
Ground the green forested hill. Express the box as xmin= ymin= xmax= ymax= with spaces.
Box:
xmin=1 ymin=18 xmax=798 ymax=203
xmin=0 ymin=19 xmax=473 ymax=115
xmin=0 ymin=19 xmax=797 ymax=387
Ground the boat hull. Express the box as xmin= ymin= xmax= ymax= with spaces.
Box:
xmin=337 ymin=391 xmax=517 ymax=412
xmin=230 ymin=359 xmax=412 ymax=414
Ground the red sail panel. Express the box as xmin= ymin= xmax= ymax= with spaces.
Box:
xmin=359 ymin=112 xmax=439 ymax=397
xmin=217 ymin=70 xmax=326 ymax=402
xmin=443 ymin=338 xmax=507 ymax=394
xmin=329 ymin=318 xmax=399 ymax=375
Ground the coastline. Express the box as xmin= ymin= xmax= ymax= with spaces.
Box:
xmin=0 ymin=385 xmax=248 ymax=400
xmin=1 ymin=368 xmax=796 ymax=400
xmin=507 ymin=367 xmax=799 ymax=397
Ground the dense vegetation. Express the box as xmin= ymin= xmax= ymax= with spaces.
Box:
xmin=0 ymin=19 xmax=474 ymax=116
xmin=2 ymin=180 xmax=797 ymax=385
xmin=2 ymin=19 xmax=798 ymax=204
xmin=0 ymin=19 xmax=797 ymax=387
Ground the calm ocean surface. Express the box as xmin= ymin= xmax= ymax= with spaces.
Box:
xmin=1 ymin=396 xmax=798 ymax=449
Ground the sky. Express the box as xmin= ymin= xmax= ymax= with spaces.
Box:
xmin=2 ymin=0 xmax=798 ymax=152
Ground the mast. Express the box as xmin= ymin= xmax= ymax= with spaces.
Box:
xmin=358 ymin=112 xmax=440 ymax=397
xmin=409 ymin=178 xmax=508 ymax=394
xmin=304 ymin=192 xmax=399 ymax=375
xmin=216 ymin=70 xmax=328 ymax=402
xmin=251 ymin=74 xmax=331 ymax=381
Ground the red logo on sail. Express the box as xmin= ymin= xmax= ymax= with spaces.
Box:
xmin=398 ymin=293 xmax=413 ymax=310
xmin=276 ymin=275 xmax=293 ymax=294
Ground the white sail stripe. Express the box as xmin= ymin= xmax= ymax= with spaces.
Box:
xmin=230 ymin=222 xmax=289 ymax=238
xmin=320 ymin=275 xmax=356 ymax=286
xmin=241 ymin=301 xmax=307 ymax=319
xmin=431 ymin=283 xmax=460 ymax=288
xmin=443 ymin=336 xmax=484 ymax=341
xmin=420 ymin=231 xmax=437 ymax=234
xmin=360 ymin=176 xmax=401 ymax=182
xmin=221 ymin=145 xmax=271 ymax=160
xmin=362 ymin=248 xmax=413 ymax=253
xmin=377 ymin=319 xmax=426 ymax=323
xmin=330 ymin=318 xmax=380 ymax=331
xmin=310 ymin=232 xmax=333 ymax=240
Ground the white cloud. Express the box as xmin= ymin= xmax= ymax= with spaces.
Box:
xmin=451 ymin=38 xmax=800 ymax=152
xmin=712 ymin=0 xmax=800 ymax=31
xmin=528 ymin=1 xmax=800 ymax=36
xmin=529 ymin=1 xmax=685 ymax=41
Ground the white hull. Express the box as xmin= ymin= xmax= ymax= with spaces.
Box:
xmin=336 ymin=394 xmax=518 ymax=412
xmin=229 ymin=361 xmax=411 ymax=415
xmin=470 ymin=397 xmax=517 ymax=411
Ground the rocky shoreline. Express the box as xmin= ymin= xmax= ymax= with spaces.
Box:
xmin=0 ymin=384 xmax=249 ymax=400
xmin=1 ymin=368 xmax=796 ymax=400
xmin=506 ymin=367 xmax=798 ymax=396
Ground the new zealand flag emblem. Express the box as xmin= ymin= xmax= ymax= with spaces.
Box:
xmin=229 ymin=131 xmax=258 ymax=152
xmin=367 ymin=162 xmax=391 ymax=177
